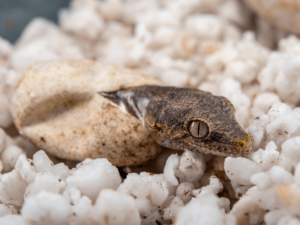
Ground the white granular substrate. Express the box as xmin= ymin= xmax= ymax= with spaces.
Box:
xmin=0 ymin=0 xmax=300 ymax=224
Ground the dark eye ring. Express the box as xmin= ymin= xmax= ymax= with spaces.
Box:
xmin=188 ymin=120 xmax=209 ymax=138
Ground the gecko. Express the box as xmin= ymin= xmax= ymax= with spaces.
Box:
xmin=99 ymin=85 xmax=253 ymax=157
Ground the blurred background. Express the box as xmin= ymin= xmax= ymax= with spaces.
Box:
xmin=0 ymin=0 xmax=71 ymax=43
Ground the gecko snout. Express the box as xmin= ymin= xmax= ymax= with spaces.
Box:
xmin=232 ymin=133 xmax=253 ymax=156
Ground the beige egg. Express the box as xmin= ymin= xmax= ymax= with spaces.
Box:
xmin=242 ymin=0 xmax=300 ymax=35
xmin=11 ymin=60 xmax=162 ymax=166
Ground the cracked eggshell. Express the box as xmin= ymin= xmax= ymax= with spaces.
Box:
xmin=242 ymin=0 xmax=300 ymax=35
xmin=11 ymin=60 xmax=162 ymax=166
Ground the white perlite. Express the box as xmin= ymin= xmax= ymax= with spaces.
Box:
xmin=1 ymin=0 xmax=300 ymax=224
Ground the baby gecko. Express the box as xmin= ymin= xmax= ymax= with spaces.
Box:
xmin=99 ymin=85 xmax=253 ymax=157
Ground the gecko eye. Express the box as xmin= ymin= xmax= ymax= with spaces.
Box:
xmin=188 ymin=120 xmax=209 ymax=138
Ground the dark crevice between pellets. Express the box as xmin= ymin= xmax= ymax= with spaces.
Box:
xmin=118 ymin=167 xmax=128 ymax=179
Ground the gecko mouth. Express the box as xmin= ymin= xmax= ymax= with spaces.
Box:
xmin=184 ymin=137 xmax=253 ymax=157
xmin=211 ymin=142 xmax=252 ymax=157
xmin=205 ymin=133 xmax=253 ymax=157
xmin=193 ymin=144 xmax=252 ymax=157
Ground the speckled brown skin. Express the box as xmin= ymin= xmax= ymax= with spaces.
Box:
xmin=99 ymin=85 xmax=253 ymax=157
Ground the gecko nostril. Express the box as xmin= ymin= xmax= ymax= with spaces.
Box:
xmin=156 ymin=127 xmax=162 ymax=132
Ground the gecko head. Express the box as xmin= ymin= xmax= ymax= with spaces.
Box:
xmin=147 ymin=88 xmax=253 ymax=157
xmin=99 ymin=85 xmax=253 ymax=157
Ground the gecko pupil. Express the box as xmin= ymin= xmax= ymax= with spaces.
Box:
xmin=188 ymin=120 xmax=208 ymax=138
